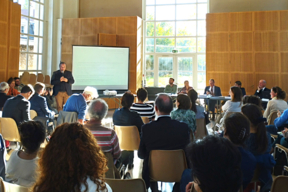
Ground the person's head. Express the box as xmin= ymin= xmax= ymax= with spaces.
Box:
xmin=136 ymin=88 xmax=148 ymax=102
xmin=121 ymin=91 xmax=134 ymax=109
xmin=271 ymin=86 xmax=286 ymax=100
xmin=187 ymin=89 xmax=198 ymax=113
xmin=21 ymin=84 xmax=35 ymax=100
xmin=0 ymin=82 xmax=9 ymax=94
xmin=14 ymin=77 xmax=21 ymax=86
xmin=34 ymin=82 xmax=46 ymax=95
xmin=176 ymin=94 xmax=191 ymax=110
xmin=224 ymin=113 xmax=250 ymax=146
xmin=32 ymin=123 xmax=107 ymax=192
xmin=59 ymin=61 xmax=66 ymax=73
xmin=234 ymin=81 xmax=242 ymax=88
xmin=184 ymin=80 xmax=189 ymax=87
xmin=169 ymin=78 xmax=174 ymax=85
xmin=209 ymin=79 xmax=215 ymax=87
xmin=242 ymin=95 xmax=262 ymax=108
xmin=7 ymin=77 xmax=15 ymax=89
xmin=19 ymin=121 xmax=46 ymax=154
xmin=155 ymin=94 xmax=173 ymax=115
xmin=241 ymin=104 xmax=268 ymax=154
xmin=88 ymin=99 xmax=108 ymax=122
xmin=82 ymin=86 xmax=98 ymax=102
xmin=45 ymin=87 xmax=53 ymax=96
xmin=258 ymin=79 xmax=266 ymax=89
xmin=187 ymin=136 xmax=242 ymax=192
xmin=230 ymin=86 xmax=242 ymax=102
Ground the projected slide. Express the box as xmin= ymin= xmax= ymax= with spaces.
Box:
xmin=72 ymin=46 xmax=129 ymax=90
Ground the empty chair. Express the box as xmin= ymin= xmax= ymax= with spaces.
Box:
xmin=0 ymin=177 xmax=29 ymax=192
xmin=30 ymin=110 xmax=37 ymax=120
xmin=104 ymin=152 xmax=120 ymax=179
xmin=29 ymin=74 xmax=37 ymax=85
xmin=268 ymin=111 xmax=278 ymax=125
xmin=195 ymin=118 xmax=207 ymax=140
xmin=0 ymin=118 xmax=20 ymax=142
xmin=44 ymin=75 xmax=51 ymax=85
xmin=270 ymin=176 xmax=288 ymax=192
xmin=114 ymin=125 xmax=140 ymax=151
xmin=37 ymin=73 xmax=44 ymax=83
xmin=105 ymin=178 xmax=146 ymax=192
xmin=20 ymin=72 xmax=30 ymax=85
xmin=141 ymin=116 xmax=150 ymax=124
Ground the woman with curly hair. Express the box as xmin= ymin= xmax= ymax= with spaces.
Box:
xmin=32 ymin=123 xmax=112 ymax=192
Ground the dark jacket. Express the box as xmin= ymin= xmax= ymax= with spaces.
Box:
xmin=2 ymin=95 xmax=30 ymax=125
xmin=44 ymin=95 xmax=58 ymax=112
xmin=138 ymin=116 xmax=190 ymax=188
xmin=254 ymin=87 xmax=271 ymax=109
xmin=0 ymin=93 xmax=12 ymax=111
xmin=241 ymin=87 xmax=246 ymax=96
xmin=204 ymin=86 xmax=222 ymax=112
xmin=51 ymin=70 xmax=74 ymax=96
xmin=29 ymin=93 xmax=54 ymax=118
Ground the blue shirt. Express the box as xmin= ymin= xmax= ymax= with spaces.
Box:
xmin=274 ymin=108 xmax=288 ymax=128
xmin=195 ymin=105 xmax=205 ymax=119
xmin=245 ymin=132 xmax=272 ymax=156
xmin=63 ymin=94 xmax=87 ymax=120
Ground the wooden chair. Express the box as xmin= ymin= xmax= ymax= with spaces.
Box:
xmin=104 ymin=152 xmax=120 ymax=179
xmin=44 ymin=75 xmax=51 ymax=85
xmin=114 ymin=125 xmax=140 ymax=151
xmin=0 ymin=177 xmax=29 ymax=192
xmin=105 ymin=178 xmax=146 ymax=192
xmin=20 ymin=71 xmax=30 ymax=85
xmin=270 ymin=176 xmax=288 ymax=192
xmin=37 ymin=73 xmax=44 ymax=83
xmin=268 ymin=111 xmax=278 ymax=125
xmin=273 ymin=144 xmax=288 ymax=176
xmin=29 ymin=74 xmax=37 ymax=85
xmin=141 ymin=116 xmax=150 ymax=124
xmin=30 ymin=110 xmax=37 ymax=120
xmin=195 ymin=118 xmax=207 ymax=140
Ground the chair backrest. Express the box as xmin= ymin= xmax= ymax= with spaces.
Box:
xmin=30 ymin=110 xmax=37 ymax=120
xmin=268 ymin=111 xmax=278 ymax=125
xmin=0 ymin=177 xmax=29 ymax=192
xmin=284 ymin=166 xmax=288 ymax=176
xmin=141 ymin=116 xmax=150 ymax=124
xmin=37 ymin=73 xmax=44 ymax=83
xmin=57 ymin=111 xmax=78 ymax=126
xmin=20 ymin=72 xmax=30 ymax=85
xmin=114 ymin=125 xmax=140 ymax=151
xmin=105 ymin=178 xmax=146 ymax=192
xmin=270 ymin=176 xmax=288 ymax=192
xmin=29 ymin=74 xmax=37 ymax=85
xmin=44 ymin=75 xmax=50 ymax=85
xmin=149 ymin=149 xmax=188 ymax=182
xmin=273 ymin=144 xmax=288 ymax=176
xmin=0 ymin=118 xmax=20 ymax=142
xmin=195 ymin=118 xmax=206 ymax=140
xmin=104 ymin=152 xmax=115 ymax=179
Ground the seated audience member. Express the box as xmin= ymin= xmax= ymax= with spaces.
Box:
xmin=138 ymin=94 xmax=190 ymax=191
xmin=204 ymin=79 xmax=222 ymax=120
xmin=7 ymin=77 xmax=20 ymax=96
xmin=271 ymin=128 xmax=288 ymax=149
xmin=178 ymin=80 xmax=193 ymax=94
xmin=63 ymin=86 xmax=98 ymax=124
xmin=164 ymin=78 xmax=177 ymax=94
xmin=43 ymin=87 xmax=58 ymax=113
xmin=266 ymin=108 xmax=288 ymax=135
xmin=32 ymin=123 xmax=112 ymax=192
xmin=0 ymin=82 xmax=12 ymax=111
xmin=113 ymin=92 xmax=143 ymax=169
xmin=234 ymin=80 xmax=246 ymax=96
xmin=14 ymin=77 xmax=24 ymax=92
xmin=222 ymin=86 xmax=242 ymax=113
xmin=187 ymin=89 xmax=205 ymax=119
xmin=2 ymin=85 xmax=34 ymax=125
xmin=243 ymin=95 xmax=262 ymax=108
xmin=254 ymin=79 xmax=271 ymax=109
xmin=85 ymin=99 xmax=121 ymax=162
xmin=263 ymin=86 xmax=288 ymax=118
xmin=6 ymin=121 xmax=46 ymax=187
xmin=130 ymin=88 xmax=155 ymax=120
xmin=171 ymin=94 xmax=196 ymax=136
xmin=184 ymin=136 xmax=242 ymax=192
xmin=241 ymin=104 xmax=275 ymax=191
xmin=30 ymin=83 xmax=55 ymax=118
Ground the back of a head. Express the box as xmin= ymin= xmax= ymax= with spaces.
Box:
xmin=177 ymin=94 xmax=191 ymax=110
xmin=121 ymin=92 xmax=134 ymax=108
xmin=0 ymin=82 xmax=9 ymax=92
xmin=19 ymin=121 xmax=46 ymax=153
xmin=21 ymin=84 xmax=34 ymax=94
xmin=155 ymin=94 xmax=173 ymax=114
xmin=88 ymin=99 xmax=108 ymax=121
xmin=34 ymin=82 xmax=45 ymax=94
xmin=187 ymin=136 xmax=242 ymax=192
xmin=34 ymin=123 xmax=107 ymax=192
xmin=272 ymin=86 xmax=286 ymax=100
xmin=137 ymin=88 xmax=148 ymax=102
xmin=83 ymin=86 xmax=98 ymax=99
xmin=235 ymin=81 xmax=241 ymax=87
xmin=187 ymin=89 xmax=198 ymax=113
xmin=224 ymin=113 xmax=250 ymax=146
xmin=242 ymin=95 xmax=262 ymax=108
xmin=231 ymin=86 xmax=242 ymax=102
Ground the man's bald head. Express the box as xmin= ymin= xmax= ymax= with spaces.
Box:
xmin=88 ymin=99 xmax=108 ymax=121
xmin=155 ymin=94 xmax=173 ymax=115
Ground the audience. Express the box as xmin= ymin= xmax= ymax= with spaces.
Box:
xmin=254 ymin=79 xmax=271 ymax=109
xmin=63 ymin=86 xmax=98 ymax=124
xmin=43 ymin=87 xmax=58 ymax=113
xmin=32 ymin=123 xmax=112 ymax=192
xmin=222 ymin=86 xmax=242 ymax=113
xmin=5 ymin=121 xmax=46 ymax=187
xmin=0 ymin=82 xmax=12 ymax=111
xmin=243 ymin=95 xmax=262 ymax=108
xmin=2 ymin=85 xmax=34 ymax=125
xmin=14 ymin=77 xmax=24 ymax=92
xmin=266 ymin=107 xmax=288 ymax=135
xmin=164 ymin=78 xmax=177 ymax=94
xmin=234 ymin=80 xmax=246 ymax=96
xmin=187 ymin=89 xmax=205 ymax=119
xmin=271 ymin=128 xmax=288 ymax=149
xmin=130 ymin=88 xmax=155 ymax=120
xmin=171 ymin=94 xmax=196 ymax=137
xmin=204 ymin=79 xmax=222 ymax=120
xmin=263 ymin=86 xmax=288 ymax=118
xmin=178 ymin=80 xmax=193 ymax=94
xmin=7 ymin=77 xmax=20 ymax=96
xmin=85 ymin=99 xmax=121 ymax=162
xmin=138 ymin=94 xmax=190 ymax=191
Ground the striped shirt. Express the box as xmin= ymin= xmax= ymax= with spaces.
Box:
xmin=130 ymin=103 xmax=155 ymax=119
xmin=85 ymin=122 xmax=121 ymax=161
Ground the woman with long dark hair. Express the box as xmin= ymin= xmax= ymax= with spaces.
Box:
xmin=222 ymin=86 xmax=243 ymax=113
xmin=187 ymin=89 xmax=205 ymax=119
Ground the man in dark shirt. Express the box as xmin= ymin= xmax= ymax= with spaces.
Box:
xmin=51 ymin=61 xmax=75 ymax=111
xmin=0 ymin=82 xmax=12 ymax=111
xmin=254 ymin=79 xmax=270 ymax=109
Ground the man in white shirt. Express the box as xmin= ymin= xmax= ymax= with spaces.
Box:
xmin=254 ymin=79 xmax=270 ymax=109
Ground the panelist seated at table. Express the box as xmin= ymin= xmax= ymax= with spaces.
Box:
xmin=164 ymin=78 xmax=177 ymax=94
xmin=63 ymin=86 xmax=98 ymax=124
xmin=254 ymin=79 xmax=271 ymax=109
xmin=178 ymin=80 xmax=193 ymax=94
xmin=234 ymin=80 xmax=246 ymax=96
xmin=204 ymin=79 xmax=222 ymax=120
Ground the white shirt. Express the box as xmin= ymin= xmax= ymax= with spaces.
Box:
xmin=80 ymin=177 xmax=112 ymax=192
xmin=209 ymin=86 xmax=215 ymax=94
xmin=222 ymin=101 xmax=242 ymax=113
xmin=263 ymin=98 xmax=288 ymax=118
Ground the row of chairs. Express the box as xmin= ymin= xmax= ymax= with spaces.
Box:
xmin=19 ymin=72 xmax=51 ymax=86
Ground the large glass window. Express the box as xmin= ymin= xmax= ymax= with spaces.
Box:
xmin=144 ymin=0 xmax=207 ymax=91
xmin=14 ymin=0 xmax=45 ymax=75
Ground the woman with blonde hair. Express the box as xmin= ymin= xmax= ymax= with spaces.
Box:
xmin=32 ymin=123 xmax=112 ymax=192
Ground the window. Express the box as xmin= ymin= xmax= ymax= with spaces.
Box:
xmin=14 ymin=0 xmax=45 ymax=75
xmin=144 ymin=0 xmax=207 ymax=91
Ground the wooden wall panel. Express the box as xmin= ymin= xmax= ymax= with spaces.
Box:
xmin=116 ymin=17 xmax=137 ymax=35
xmin=117 ymin=35 xmax=136 ymax=52
xmin=0 ymin=23 xmax=8 ymax=47
xmin=99 ymin=18 xmax=116 ymax=34
xmin=229 ymin=32 xmax=253 ymax=51
xmin=80 ymin=19 xmax=94 ymax=35
xmin=230 ymin=53 xmax=253 ymax=72
xmin=281 ymin=74 xmax=288 ymax=95
xmin=98 ymin=34 xmax=116 ymax=46
xmin=0 ymin=0 xmax=8 ymax=83
xmin=255 ymin=53 xmax=279 ymax=72
xmin=206 ymin=53 xmax=230 ymax=72
xmin=206 ymin=72 xmax=231 ymax=95
xmin=254 ymin=32 xmax=279 ymax=52
xmin=62 ymin=19 xmax=80 ymax=36
xmin=61 ymin=37 xmax=79 ymax=53
xmin=229 ymin=12 xmax=252 ymax=32
xmin=280 ymin=32 xmax=288 ymax=51
xmin=230 ymin=73 xmax=255 ymax=95
xmin=254 ymin=12 xmax=279 ymax=31
xmin=255 ymin=74 xmax=279 ymax=88
xmin=280 ymin=11 xmax=288 ymax=31
xmin=79 ymin=36 xmax=98 ymax=45
xmin=206 ymin=13 xmax=229 ymax=32
xmin=281 ymin=53 xmax=288 ymax=72
xmin=206 ymin=33 xmax=229 ymax=52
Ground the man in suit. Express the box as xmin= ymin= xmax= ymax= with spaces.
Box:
xmin=2 ymin=85 xmax=34 ymax=125
xmin=51 ymin=61 xmax=75 ymax=111
xmin=0 ymin=82 xmax=12 ymax=111
xmin=138 ymin=94 xmax=190 ymax=191
xmin=204 ymin=79 xmax=222 ymax=120
xmin=234 ymin=80 xmax=246 ymax=96
xmin=254 ymin=79 xmax=270 ymax=109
